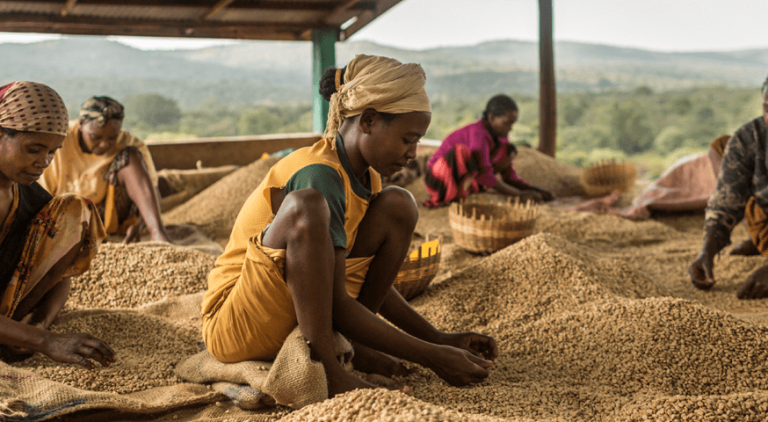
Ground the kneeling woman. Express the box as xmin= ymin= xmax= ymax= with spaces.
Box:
xmin=40 ymin=96 xmax=170 ymax=243
xmin=202 ymin=55 xmax=497 ymax=397
xmin=0 ymin=82 xmax=115 ymax=367
xmin=424 ymin=94 xmax=553 ymax=207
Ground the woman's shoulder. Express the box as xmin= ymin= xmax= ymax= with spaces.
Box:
xmin=445 ymin=120 xmax=485 ymax=142
xmin=733 ymin=117 xmax=767 ymax=143
xmin=117 ymin=129 xmax=146 ymax=148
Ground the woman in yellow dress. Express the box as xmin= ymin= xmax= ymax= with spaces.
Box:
xmin=0 ymin=81 xmax=115 ymax=368
xmin=202 ymin=55 xmax=497 ymax=397
xmin=40 ymin=96 xmax=170 ymax=243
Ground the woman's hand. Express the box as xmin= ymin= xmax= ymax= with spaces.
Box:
xmin=539 ymin=189 xmax=555 ymax=201
xmin=737 ymin=265 xmax=768 ymax=299
xmin=520 ymin=190 xmax=544 ymax=204
xmin=41 ymin=332 xmax=116 ymax=369
xmin=689 ymin=252 xmax=716 ymax=290
xmin=426 ymin=344 xmax=493 ymax=386
xmin=439 ymin=331 xmax=498 ymax=361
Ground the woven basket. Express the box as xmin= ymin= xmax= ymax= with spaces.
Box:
xmin=393 ymin=237 xmax=442 ymax=300
xmin=449 ymin=197 xmax=538 ymax=255
xmin=580 ymin=159 xmax=638 ymax=197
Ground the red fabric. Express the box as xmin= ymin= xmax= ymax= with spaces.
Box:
xmin=0 ymin=82 xmax=15 ymax=101
xmin=424 ymin=144 xmax=480 ymax=208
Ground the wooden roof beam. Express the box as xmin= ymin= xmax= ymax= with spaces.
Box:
xmin=299 ymin=0 xmax=374 ymax=40
xmin=0 ymin=13 xmax=314 ymax=40
xmin=341 ymin=0 xmax=398 ymax=41
xmin=201 ymin=0 xmax=235 ymax=20
xmin=60 ymin=0 xmax=78 ymax=17
xmin=324 ymin=0 xmax=363 ymax=24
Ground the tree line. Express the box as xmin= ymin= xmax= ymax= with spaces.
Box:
xmin=118 ymin=85 xmax=764 ymax=178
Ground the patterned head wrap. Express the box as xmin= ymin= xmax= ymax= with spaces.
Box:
xmin=79 ymin=96 xmax=125 ymax=127
xmin=0 ymin=81 xmax=69 ymax=136
xmin=324 ymin=54 xmax=432 ymax=144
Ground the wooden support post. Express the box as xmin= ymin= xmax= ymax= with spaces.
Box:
xmin=312 ymin=28 xmax=337 ymax=134
xmin=538 ymin=0 xmax=557 ymax=158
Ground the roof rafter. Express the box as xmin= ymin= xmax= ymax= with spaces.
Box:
xmin=341 ymin=0 xmax=398 ymax=40
xmin=201 ymin=0 xmax=235 ymax=20
xmin=60 ymin=0 xmax=78 ymax=17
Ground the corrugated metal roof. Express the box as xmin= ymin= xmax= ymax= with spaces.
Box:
xmin=0 ymin=0 xmax=402 ymax=41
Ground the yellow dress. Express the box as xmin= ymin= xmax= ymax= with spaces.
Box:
xmin=0 ymin=183 xmax=105 ymax=318
xmin=39 ymin=120 xmax=158 ymax=234
xmin=202 ymin=137 xmax=382 ymax=363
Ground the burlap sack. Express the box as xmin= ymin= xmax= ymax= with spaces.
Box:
xmin=631 ymin=152 xmax=716 ymax=212
xmin=175 ymin=326 xmax=353 ymax=410
xmin=159 ymin=165 xmax=238 ymax=213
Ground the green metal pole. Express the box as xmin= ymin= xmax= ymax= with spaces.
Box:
xmin=312 ymin=28 xmax=337 ymax=134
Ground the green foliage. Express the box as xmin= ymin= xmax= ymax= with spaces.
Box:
xmin=238 ymin=108 xmax=284 ymax=135
xmin=653 ymin=126 xmax=688 ymax=154
xmin=608 ymin=100 xmax=654 ymax=154
xmin=117 ymin=84 xmax=764 ymax=182
xmin=123 ymin=93 xmax=181 ymax=128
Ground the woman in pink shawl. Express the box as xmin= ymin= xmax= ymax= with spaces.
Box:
xmin=424 ymin=94 xmax=553 ymax=207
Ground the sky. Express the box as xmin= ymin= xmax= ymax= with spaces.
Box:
xmin=0 ymin=0 xmax=767 ymax=52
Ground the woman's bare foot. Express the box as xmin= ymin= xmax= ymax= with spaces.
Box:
xmin=567 ymin=190 xmax=622 ymax=213
xmin=351 ymin=341 xmax=413 ymax=378
xmin=731 ymin=239 xmax=759 ymax=256
xmin=326 ymin=366 xmax=380 ymax=398
xmin=618 ymin=205 xmax=651 ymax=221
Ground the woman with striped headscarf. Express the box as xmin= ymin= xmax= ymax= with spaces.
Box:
xmin=201 ymin=55 xmax=497 ymax=398
xmin=39 ymin=96 xmax=170 ymax=243
xmin=0 ymin=82 xmax=115 ymax=368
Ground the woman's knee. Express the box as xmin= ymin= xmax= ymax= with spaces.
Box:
xmin=373 ymin=186 xmax=418 ymax=230
xmin=116 ymin=148 xmax=150 ymax=184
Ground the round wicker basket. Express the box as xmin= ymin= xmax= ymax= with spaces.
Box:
xmin=393 ymin=237 xmax=442 ymax=300
xmin=449 ymin=197 xmax=538 ymax=255
xmin=580 ymin=159 xmax=637 ymax=197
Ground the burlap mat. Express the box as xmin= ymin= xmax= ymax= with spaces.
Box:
xmin=1 ymin=282 xmax=350 ymax=420
xmin=0 ymin=363 xmax=221 ymax=421
xmin=147 ymin=291 xmax=355 ymax=410
xmin=176 ymin=326 xmax=353 ymax=410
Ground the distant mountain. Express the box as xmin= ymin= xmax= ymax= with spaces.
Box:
xmin=1 ymin=36 xmax=766 ymax=109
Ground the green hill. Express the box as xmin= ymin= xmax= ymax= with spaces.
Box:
xmin=1 ymin=36 xmax=765 ymax=109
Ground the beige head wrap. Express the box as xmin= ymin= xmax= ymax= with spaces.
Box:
xmin=0 ymin=81 xmax=69 ymax=136
xmin=324 ymin=54 xmax=432 ymax=144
